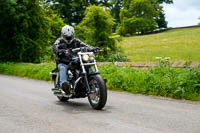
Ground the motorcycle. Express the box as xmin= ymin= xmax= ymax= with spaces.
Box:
xmin=50 ymin=47 xmax=107 ymax=110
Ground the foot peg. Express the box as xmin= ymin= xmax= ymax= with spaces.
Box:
xmin=52 ymin=88 xmax=59 ymax=91
xmin=52 ymin=88 xmax=62 ymax=96
xmin=51 ymin=88 xmax=72 ymax=98
xmin=54 ymin=91 xmax=63 ymax=97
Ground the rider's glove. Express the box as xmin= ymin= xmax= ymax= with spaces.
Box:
xmin=58 ymin=49 xmax=70 ymax=56
xmin=58 ymin=49 xmax=65 ymax=56
xmin=95 ymin=47 xmax=101 ymax=50
xmin=65 ymin=50 xmax=70 ymax=56
xmin=93 ymin=47 xmax=101 ymax=53
xmin=87 ymin=47 xmax=93 ymax=51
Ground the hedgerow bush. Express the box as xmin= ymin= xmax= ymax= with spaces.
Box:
xmin=0 ymin=63 xmax=200 ymax=101
xmin=0 ymin=63 xmax=55 ymax=81
xmin=99 ymin=65 xmax=200 ymax=101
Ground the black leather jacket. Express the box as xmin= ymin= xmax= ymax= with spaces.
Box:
xmin=53 ymin=37 xmax=93 ymax=64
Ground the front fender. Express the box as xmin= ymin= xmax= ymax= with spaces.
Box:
xmin=88 ymin=73 xmax=107 ymax=83
xmin=88 ymin=72 xmax=100 ymax=76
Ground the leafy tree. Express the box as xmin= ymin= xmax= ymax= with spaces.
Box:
xmin=0 ymin=0 xmax=65 ymax=62
xmin=117 ymin=0 xmax=161 ymax=35
xmin=155 ymin=10 xmax=168 ymax=28
xmin=46 ymin=0 xmax=112 ymax=25
xmin=110 ymin=0 xmax=172 ymax=30
xmin=158 ymin=0 xmax=173 ymax=4
xmin=111 ymin=0 xmax=122 ymax=22
xmin=156 ymin=0 xmax=173 ymax=28
xmin=76 ymin=5 xmax=116 ymax=54
xmin=109 ymin=0 xmax=122 ymax=31
xmin=40 ymin=1 xmax=66 ymax=62
xmin=110 ymin=0 xmax=173 ymax=29
xmin=40 ymin=1 xmax=66 ymax=40
xmin=46 ymin=0 xmax=173 ymax=31
xmin=76 ymin=5 xmax=128 ymax=62
xmin=46 ymin=0 xmax=86 ymax=25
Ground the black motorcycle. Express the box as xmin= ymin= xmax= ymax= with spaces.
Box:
xmin=50 ymin=47 xmax=107 ymax=110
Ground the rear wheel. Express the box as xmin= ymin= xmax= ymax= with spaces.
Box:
xmin=53 ymin=76 xmax=69 ymax=102
xmin=88 ymin=74 xmax=107 ymax=110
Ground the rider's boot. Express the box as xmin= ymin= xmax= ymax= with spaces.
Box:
xmin=62 ymin=82 xmax=70 ymax=95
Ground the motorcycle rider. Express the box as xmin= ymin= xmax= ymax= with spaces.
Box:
xmin=52 ymin=25 xmax=93 ymax=94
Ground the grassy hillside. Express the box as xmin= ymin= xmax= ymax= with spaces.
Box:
xmin=119 ymin=27 xmax=200 ymax=62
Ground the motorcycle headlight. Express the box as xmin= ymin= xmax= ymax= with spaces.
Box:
xmin=82 ymin=55 xmax=89 ymax=62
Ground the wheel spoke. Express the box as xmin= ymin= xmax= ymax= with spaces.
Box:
xmin=89 ymin=79 xmax=100 ymax=105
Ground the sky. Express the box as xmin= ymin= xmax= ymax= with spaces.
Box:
xmin=162 ymin=0 xmax=200 ymax=28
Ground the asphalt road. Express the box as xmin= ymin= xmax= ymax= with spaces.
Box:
xmin=0 ymin=75 xmax=200 ymax=133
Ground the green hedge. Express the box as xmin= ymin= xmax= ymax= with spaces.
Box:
xmin=0 ymin=63 xmax=55 ymax=81
xmin=99 ymin=65 xmax=200 ymax=101
xmin=0 ymin=63 xmax=200 ymax=101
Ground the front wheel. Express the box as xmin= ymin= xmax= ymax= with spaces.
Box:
xmin=88 ymin=74 xmax=107 ymax=110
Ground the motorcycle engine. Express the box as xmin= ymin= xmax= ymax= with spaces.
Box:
xmin=68 ymin=70 xmax=74 ymax=80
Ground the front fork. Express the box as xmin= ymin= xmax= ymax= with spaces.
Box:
xmin=84 ymin=73 xmax=91 ymax=94
xmin=78 ymin=53 xmax=98 ymax=94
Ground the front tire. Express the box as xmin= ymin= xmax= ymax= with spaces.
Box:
xmin=88 ymin=74 xmax=107 ymax=110
xmin=53 ymin=76 xmax=69 ymax=102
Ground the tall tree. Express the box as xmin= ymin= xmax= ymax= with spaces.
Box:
xmin=155 ymin=10 xmax=168 ymax=28
xmin=110 ymin=0 xmax=122 ymax=31
xmin=117 ymin=0 xmax=160 ymax=35
xmin=46 ymin=0 xmax=85 ymax=25
xmin=156 ymin=0 xmax=173 ymax=28
xmin=0 ymin=0 xmax=65 ymax=62
xmin=46 ymin=0 xmax=111 ymax=25
xmin=76 ymin=5 xmax=115 ymax=52
xmin=158 ymin=0 xmax=173 ymax=4
xmin=75 ymin=5 xmax=129 ymax=62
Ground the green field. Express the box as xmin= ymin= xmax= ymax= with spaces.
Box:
xmin=119 ymin=27 xmax=200 ymax=62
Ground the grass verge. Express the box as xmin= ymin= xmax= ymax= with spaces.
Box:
xmin=0 ymin=63 xmax=55 ymax=81
xmin=0 ymin=62 xmax=200 ymax=101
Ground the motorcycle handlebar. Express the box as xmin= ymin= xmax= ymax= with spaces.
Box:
xmin=72 ymin=48 xmax=81 ymax=52
xmin=71 ymin=47 xmax=103 ymax=53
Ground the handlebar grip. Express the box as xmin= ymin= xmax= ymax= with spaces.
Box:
xmin=99 ymin=50 xmax=104 ymax=52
